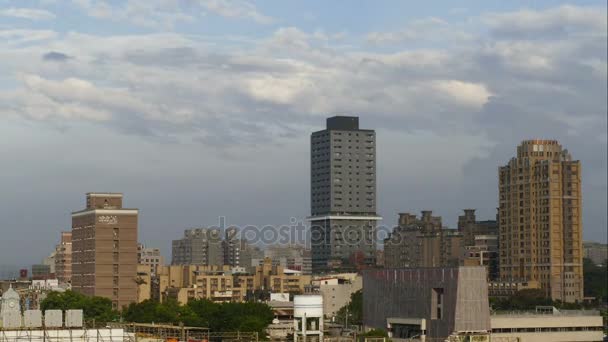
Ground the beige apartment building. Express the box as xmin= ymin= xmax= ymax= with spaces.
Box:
xmin=499 ymin=140 xmax=583 ymax=302
xmin=71 ymin=193 xmax=138 ymax=309
xmin=153 ymin=258 xmax=311 ymax=304
xmin=55 ymin=231 xmax=72 ymax=284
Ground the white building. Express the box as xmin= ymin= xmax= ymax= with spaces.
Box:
xmin=490 ymin=309 xmax=604 ymax=342
xmin=293 ymin=295 xmax=323 ymax=342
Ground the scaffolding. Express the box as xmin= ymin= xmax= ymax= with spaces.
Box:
xmin=0 ymin=327 xmax=126 ymax=342
xmin=109 ymin=323 xmax=259 ymax=342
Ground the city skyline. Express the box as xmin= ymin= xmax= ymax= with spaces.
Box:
xmin=1 ymin=1 xmax=606 ymax=268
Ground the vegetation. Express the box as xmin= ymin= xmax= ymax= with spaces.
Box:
xmin=40 ymin=290 xmax=119 ymax=323
xmin=583 ymin=257 xmax=608 ymax=302
xmin=123 ymin=299 xmax=274 ymax=335
xmin=335 ymin=290 xmax=362 ymax=327
xmin=362 ymin=328 xmax=389 ymax=337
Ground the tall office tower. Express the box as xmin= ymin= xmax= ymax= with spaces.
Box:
xmin=499 ymin=140 xmax=583 ymax=302
xmin=71 ymin=193 xmax=138 ymax=309
xmin=171 ymin=228 xmax=223 ymax=266
xmin=55 ymin=231 xmax=73 ymax=284
xmin=310 ymin=116 xmax=380 ymax=272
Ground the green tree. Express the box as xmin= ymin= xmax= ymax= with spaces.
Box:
xmin=584 ymin=257 xmax=608 ymax=302
xmin=335 ymin=290 xmax=362 ymax=327
xmin=40 ymin=291 xmax=117 ymax=323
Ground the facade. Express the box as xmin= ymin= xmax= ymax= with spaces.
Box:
xmin=262 ymin=245 xmax=313 ymax=275
xmin=316 ymin=274 xmax=362 ymax=318
xmin=171 ymin=228 xmax=223 ymax=266
xmin=488 ymin=280 xmax=540 ymax=298
xmin=383 ymin=212 xmax=464 ymax=269
xmin=156 ymin=260 xmax=312 ymax=304
xmin=310 ymin=116 xmax=380 ymax=271
xmin=31 ymin=264 xmax=52 ymax=280
xmin=457 ymin=209 xmax=498 ymax=247
xmin=463 ymin=235 xmax=499 ymax=280
xmin=71 ymin=193 xmax=138 ymax=310
xmin=499 ymin=140 xmax=583 ymax=302
xmin=293 ymin=295 xmax=323 ymax=342
xmin=583 ymin=241 xmax=607 ymax=265
xmin=363 ymin=266 xmax=491 ymax=341
xmin=137 ymin=244 xmax=164 ymax=276
xmin=222 ymin=227 xmax=250 ymax=267
xmin=490 ymin=310 xmax=604 ymax=342
xmin=55 ymin=232 xmax=73 ymax=284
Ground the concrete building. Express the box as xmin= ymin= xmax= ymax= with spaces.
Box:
xmin=55 ymin=232 xmax=72 ymax=284
xmin=383 ymin=212 xmax=464 ymax=269
xmin=222 ymin=227 xmax=250 ymax=268
xmin=488 ymin=280 xmax=540 ymax=299
xmin=499 ymin=140 xmax=583 ymax=302
xmin=156 ymin=259 xmax=312 ymax=304
xmin=457 ymin=209 xmax=498 ymax=247
xmin=71 ymin=193 xmax=138 ymax=310
xmin=309 ymin=116 xmax=380 ymax=271
xmin=463 ymin=235 xmax=499 ymax=280
xmin=314 ymin=274 xmax=362 ymax=318
xmin=490 ymin=309 xmax=604 ymax=342
xmin=31 ymin=265 xmax=52 ymax=280
xmin=262 ymin=245 xmax=312 ymax=275
xmin=293 ymin=295 xmax=323 ymax=342
xmin=583 ymin=241 xmax=607 ymax=266
xmin=137 ymin=244 xmax=164 ymax=276
xmin=171 ymin=228 xmax=223 ymax=266
xmin=363 ymin=266 xmax=491 ymax=341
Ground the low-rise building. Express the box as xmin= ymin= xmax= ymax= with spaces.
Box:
xmin=157 ymin=259 xmax=311 ymax=304
xmin=488 ymin=280 xmax=540 ymax=299
xmin=363 ymin=266 xmax=491 ymax=341
xmin=313 ymin=274 xmax=362 ymax=318
xmin=490 ymin=309 xmax=604 ymax=342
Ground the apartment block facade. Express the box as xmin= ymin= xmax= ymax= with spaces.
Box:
xmin=138 ymin=244 xmax=164 ymax=276
xmin=384 ymin=211 xmax=464 ymax=268
xmin=55 ymin=231 xmax=73 ymax=284
xmin=71 ymin=193 xmax=138 ymax=309
xmin=310 ymin=116 xmax=380 ymax=271
xmin=498 ymin=140 xmax=583 ymax=302
xmin=171 ymin=228 xmax=223 ymax=266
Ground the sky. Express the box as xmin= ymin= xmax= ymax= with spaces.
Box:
xmin=0 ymin=0 xmax=606 ymax=270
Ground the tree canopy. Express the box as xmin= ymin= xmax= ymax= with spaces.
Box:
xmin=335 ymin=290 xmax=362 ymax=327
xmin=584 ymin=257 xmax=608 ymax=302
xmin=40 ymin=290 xmax=118 ymax=323
xmin=123 ymin=299 xmax=274 ymax=335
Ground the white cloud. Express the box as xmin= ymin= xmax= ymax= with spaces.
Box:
xmin=431 ymin=80 xmax=492 ymax=108
xmin=482 ymin=5 xmax=607 ymax=37
xmin=200 ymin=0 xmax=273 ymax=24
xmin=0 ymin=7 xmax=56 ymax=20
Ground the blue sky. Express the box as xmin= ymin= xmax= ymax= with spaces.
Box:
xmin=0 ymin=0 xmax=606 ymax=269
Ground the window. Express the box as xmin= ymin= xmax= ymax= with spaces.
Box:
xmin=432 ymin=288 xmax=444 ymax=320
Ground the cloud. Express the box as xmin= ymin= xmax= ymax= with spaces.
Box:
xmin=0 ymin=29 xmax=57 ymax=45
xmin=42 ymin=51 xmax=71 ymax=62
xmin=365 ymin=17 xmax=473 ymax=45
xmin=0 ymin=7 xmax=56 ymax=20
xmin=200 ymin=0 xmax=273 ymax=24
xmin=71 ymin=0 xmax=194 ymax=29
xmin=70 ymin=0 xmax=271 ymax=27
xmin=482 ymin=5 xmax=607 ymax=38
xmin=431 ymin=80 xmax=492 ymax=108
